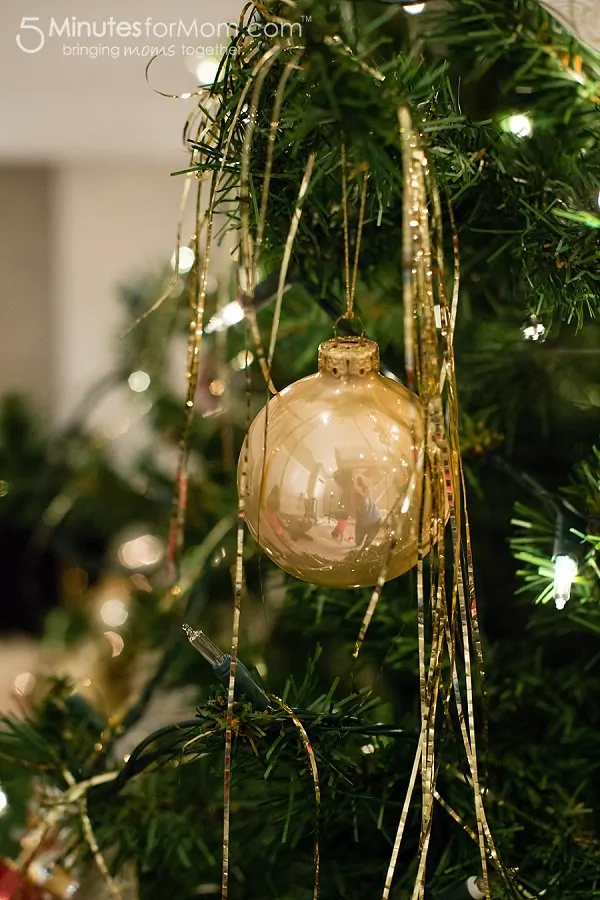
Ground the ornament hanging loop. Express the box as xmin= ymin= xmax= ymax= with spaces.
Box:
xmin=340 ymin=141 xmax=370 ymax=323
xmin=333 ymin=313 xmax=365 ymax=339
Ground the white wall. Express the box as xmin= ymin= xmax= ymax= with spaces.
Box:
xmin=0 ymin=0 xmax=242 ymax=424
xmin=0 ymin=167 xmax=52 ymax=408
xmin=53 ymin=163 xmax=191 ymax=423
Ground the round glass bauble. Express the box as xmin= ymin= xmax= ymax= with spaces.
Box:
xmin=238 ymin=337 xmax=426 ymax=588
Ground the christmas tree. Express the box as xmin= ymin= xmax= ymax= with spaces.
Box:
xmin=1 ymin=1 xmax=600 ymax=898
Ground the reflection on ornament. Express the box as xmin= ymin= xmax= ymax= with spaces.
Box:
xmin=521 ymin=314 xmax=546 ymax=342
xmin=239 ymin=337 xmax=426 ymax=588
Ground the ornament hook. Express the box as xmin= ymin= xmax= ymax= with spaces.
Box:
xmin=333 ymin=313 xmax=365 ymax=339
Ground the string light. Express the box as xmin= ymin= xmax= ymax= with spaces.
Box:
xmin=209 ymin=380 xmax=226 ymax=397
xmin=196 ymin=56 xmax=222 ymax=86
xmin=404 ymin=2 xmax=425 ymax=13
xmin=521 ymin=314 xmax=546 ymax=342
xmin=232 ymin=349 xmax=254 ymax=370
xmin=118 ymin=534 xmax=164 ymax=570
xmin=553 ymin=554 xmax=578 ymax=610
xmin=502 ymin=113 xmax=533 ymax=138
xmin=128 ymin=370 xmax=151 ymax=392
xmin=100 ymin=598 xmax=128 ymax=628
xmin=171 ymin=246 xmax=195 ymax=274
xmin=0 ymin=784 xmax=8 ymax=817
xmin=205 ymin=300 xmax=245 ymax=334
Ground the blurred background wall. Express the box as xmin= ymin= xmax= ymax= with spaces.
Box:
xmin=0 ymin=0 xmax=240 ymax=421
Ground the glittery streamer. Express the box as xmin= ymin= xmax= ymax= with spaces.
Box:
xmin=270 ymin=697 xmax=321 ymax=900
xmin=62 ymin=769 xmax=122 ymax=900
xmin=398 ymin=108 xmax=417 ymax=392
xmin=340 ymin=143 xmax=370 ymax=322
xmin=268 ymin=152 xmax=316 ymax=367
xmin=378 ymin=107 xmax=510 ymax=899
xmin=239 ymin=46 xmax=284 ymax=393
xmin=222 ymin=52 xmax=314 ymax=894
xmin=168 ymin=43 xmax=277 ymax=580
xmin=220 ymin=46 xmax=284 ymax=880
xmin=256 ymin=57 xmax=301 ymax=253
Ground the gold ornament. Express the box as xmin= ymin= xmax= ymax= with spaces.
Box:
xmin=239 ymin=336 xmax=426 ymax=588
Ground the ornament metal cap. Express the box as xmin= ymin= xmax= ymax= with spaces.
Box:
xmin=318 ymin=336 xmax=380 ymax=378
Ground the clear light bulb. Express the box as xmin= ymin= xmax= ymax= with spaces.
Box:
xmin=196 ymin=56 xmax=222 ymax=86
xmin=504 ymin=113 xmax=533 ymax=138
xmin=553 ymin=554 xmax=577 ymax=610
xmin=171 ymin=246 xmax=195 ymax=274
xmin=205 ymin=300 xmax=245 ymax=334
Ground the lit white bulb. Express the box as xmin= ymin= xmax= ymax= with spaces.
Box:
xmin=100 ymin=598 xmax=128 ymax=628
xmin=205 ymin=300 xmax=245 ymax=334
xmin=128 ymin=370 xmax=151 ymax=393
xmin=0 ymin=786 xmax=8 ymax=816
xmin=505 ymin=114 xmax=533 ymax=138
xmin=118 ymin=534 xmax=163 ymax=570
xmin=232 ymin=349 xmax=254 ymax=370
xmin=171 ymin=246 xmax=195 ymax=274
xmin=553 ymin=554 xmax=577 ymax=610
xmin=522 ymin=321 xmax=546 ymax=341
xmin=196 ymin=56 xmax=221 ymax=86
xmin=597 ymin=189 xmax=600 ymax=210
xmin=404 ymin=2 xmax=425 ymax=13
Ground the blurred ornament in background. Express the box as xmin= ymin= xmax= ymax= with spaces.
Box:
xmin=27 ymin=857 xmax=78 ymax=899
xmin=521 ymin=314 xmax=546 ymax=342
xmin=538 ymin=0 xmax=600 ymax=53
xmin=239 ymin=337 xmax=427 ymax=588
xmin=0 ymin=860 xmax=44 ymax=899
